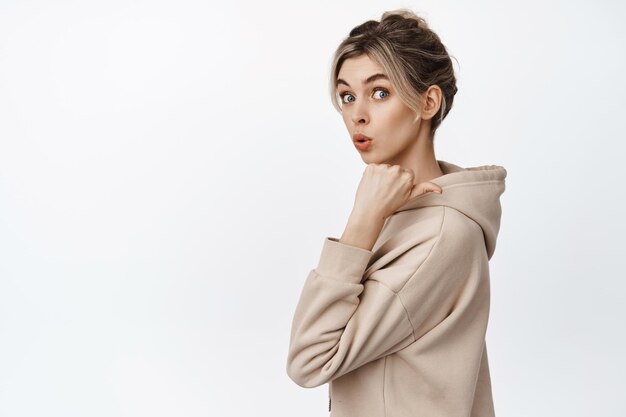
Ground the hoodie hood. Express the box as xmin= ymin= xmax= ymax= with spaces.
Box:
xmin=393 ymin=160 xmax=507 ymax=260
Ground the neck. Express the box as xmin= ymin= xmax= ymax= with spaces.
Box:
xmin=387 ymin=134 xmax=444 ymax=186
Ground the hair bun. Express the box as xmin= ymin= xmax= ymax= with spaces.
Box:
xmin=381 ymin=9 xmax=429 ymax=30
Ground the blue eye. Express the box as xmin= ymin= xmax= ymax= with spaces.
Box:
xmin=341 ymin=93 xmax=355 ymax=104
xmin=373 ymin=89 xmax=389 ymax=99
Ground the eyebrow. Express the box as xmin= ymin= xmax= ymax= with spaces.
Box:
xmin=336 ymin=73 xmax=389 ymax=88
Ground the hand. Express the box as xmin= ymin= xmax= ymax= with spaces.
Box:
xmin=352 ymin=163 xmax=443 ymax=221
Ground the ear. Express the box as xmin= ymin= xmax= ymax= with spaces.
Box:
xmin=420 ymin=85 xmax=443 ymax=121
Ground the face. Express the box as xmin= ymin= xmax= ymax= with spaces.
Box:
xmin=336 ymin=54 xmax=426 ymax=165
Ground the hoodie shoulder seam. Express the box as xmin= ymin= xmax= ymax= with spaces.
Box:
xmin=441 ymin=205 xmax=484 ymax=237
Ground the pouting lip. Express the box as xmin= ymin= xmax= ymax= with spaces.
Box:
xmin=353 ymin=133 xmax=373 ymax=142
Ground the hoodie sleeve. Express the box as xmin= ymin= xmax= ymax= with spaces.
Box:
xmin=286 ymin=236 xmax=416 ymax=388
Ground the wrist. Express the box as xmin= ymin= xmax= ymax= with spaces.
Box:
xmin=340 ymin=211 xmax=386 ymax=251
xmin=349 ymin=208 xmax=385 ymax=226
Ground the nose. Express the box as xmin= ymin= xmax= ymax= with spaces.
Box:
xmin=350 ymin=100 xmax=369 ymax=126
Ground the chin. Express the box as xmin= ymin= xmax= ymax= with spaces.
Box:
xmin=359 ymin=154 xmax=376 ymax=164
xmin=359 ymin=152 xmax=389 ymax=165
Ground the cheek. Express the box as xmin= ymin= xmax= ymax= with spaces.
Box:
xmin=378 ymin=103 xmax=416 ymax=136
xmin=342 ymin=112 xmax=351 ymax=127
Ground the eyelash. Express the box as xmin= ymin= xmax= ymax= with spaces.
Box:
xmin=339 ymin=87 xmax=390 ymax=104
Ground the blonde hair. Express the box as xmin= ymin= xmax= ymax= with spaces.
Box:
xmin=329 ymin=9 xmax=458 ymax=139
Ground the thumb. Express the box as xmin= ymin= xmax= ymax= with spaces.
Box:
xmin=409 ymin=181 xmax=443 ymax=199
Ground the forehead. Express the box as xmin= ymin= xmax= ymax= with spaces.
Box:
xmin=337 ymin=55 xmax=386 ymax=81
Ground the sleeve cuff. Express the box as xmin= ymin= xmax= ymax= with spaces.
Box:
xmin=315 ymin=236 xmax=373 ymax=283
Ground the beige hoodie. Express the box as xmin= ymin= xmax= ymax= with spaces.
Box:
xmin=286 ymin=160 xmax=507 ymax=417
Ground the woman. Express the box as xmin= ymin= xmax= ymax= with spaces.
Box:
xmin=286 ymin=9 xmax=506 ymax=417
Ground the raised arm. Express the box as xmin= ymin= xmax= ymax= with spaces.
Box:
xmin=285 ymin=236 xmax=416 ymax=388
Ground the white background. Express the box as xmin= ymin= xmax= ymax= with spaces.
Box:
xmin=1 ymin=1 xmax=625 ymax=416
